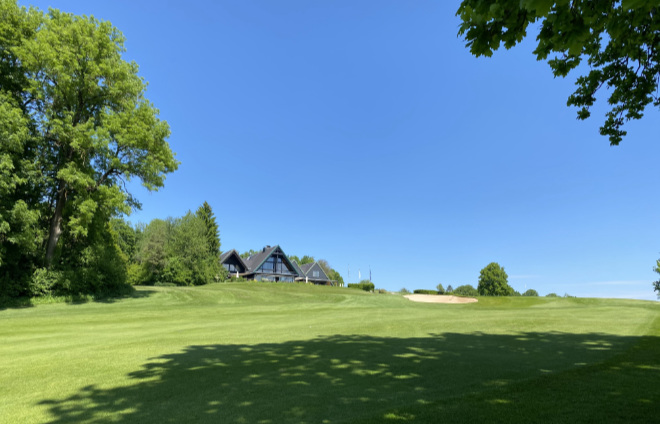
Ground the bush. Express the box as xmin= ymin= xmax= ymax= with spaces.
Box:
xmin=453 ymin=284 xmax=479 ymax=297
xmin=227 ymin=276 xmax=247 ymax=282
xmin=347 ymin=281 xmax=375 ymax=292
xmin=414 ymin=289 xmax=437 ymax=294
xmin=436 ymin=284 xmax=445 ymax=294
xmin=376 ymin=288 xmax=388 ymax=294
xmin=523 ymin=289 xmax=539 ymax=296
xmin=446 ymin=285 xmax=453 ymax=293
xmin=29 ymin=268 xmax=61 ymax=297
xmin=546 ymin=292 xmax=559 ymax=297
xmin=399 ymin=288 xmax=411 ymax=294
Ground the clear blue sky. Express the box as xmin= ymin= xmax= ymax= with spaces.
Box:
xmin=21 ymin=0 xmax=660 ymax=300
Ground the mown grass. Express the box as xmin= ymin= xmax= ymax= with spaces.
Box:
xmin=1 ymin=282 xmax=658 ymax=423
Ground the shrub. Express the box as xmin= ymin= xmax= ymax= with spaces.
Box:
xmin=227 ymin=276 xmax=247 ymax=282
xmin=436 ymin=284 xmax=445 ymax=294
xmin=377 ymin=288 xmax=388 ymax=294
xmin=523 ymin=289 xmax=539 ymax=296
xmin=399 ymin=288 xmax=411 ymax=294
xmin=546 ymin=292 xmax=559 ymax=297
xmin=453 ymin=284 xmax=479 ymax=297
xmin=29 ymin=268 xmax=61 ymax=297
xmin=347 ymin=281 xmax=375 ymax=292
xmin=414 ymin=289 xmax=437 ymax=295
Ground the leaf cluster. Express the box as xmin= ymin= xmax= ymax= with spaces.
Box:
xmin=457 ymin=1 xmax=660 ymax=144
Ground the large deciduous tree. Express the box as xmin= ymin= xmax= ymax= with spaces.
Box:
xmin=0 ymin=1 xmax=177 ymax=296
xmin=457 ymin=1 xmax=660 ymax=145
xmin=477 ymin=262 xmax=513 ymax=296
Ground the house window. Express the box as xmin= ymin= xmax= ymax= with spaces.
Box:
xmin=261 ymin=258 xmax=275 ymax=272
xmin=313 ymin=270 xmax=319 ymax=277
xmin=258 ymin=252 xmax=294 ymax=275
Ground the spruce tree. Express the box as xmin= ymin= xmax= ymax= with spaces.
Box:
xmin=195 ymin=201 xmax=220 ymax=257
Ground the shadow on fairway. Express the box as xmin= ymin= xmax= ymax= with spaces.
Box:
xmin=40 ymin=331 xmax=660 ymax=423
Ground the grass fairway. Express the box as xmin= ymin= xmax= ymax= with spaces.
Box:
xmin=1 ymin=283 xmax=658 ymax=423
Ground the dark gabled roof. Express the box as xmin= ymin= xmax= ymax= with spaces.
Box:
xmin=299 ymin=263 xmax=314 ymax=275
xmin=243 ymin=245 xmax=278 ymax=272
xmin=299 ymin=261 xmax=330 ymax=281
xmin=243 ymin=245 xmax=300 ymax=276
xmin=291 ymin=261 xmax=304 ymax=277
xmin=220 ymin=249 xmax=248 ymax=271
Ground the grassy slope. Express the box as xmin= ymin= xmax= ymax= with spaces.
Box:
xmin=1 ymin=283 xmax=658 ymax=423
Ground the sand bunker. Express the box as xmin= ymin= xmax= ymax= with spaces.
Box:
xmin=404 ymin=294 xmax=478 ymax=304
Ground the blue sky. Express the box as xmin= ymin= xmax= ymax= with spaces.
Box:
xmin=21 ymin=1 xmax=660 ymax=300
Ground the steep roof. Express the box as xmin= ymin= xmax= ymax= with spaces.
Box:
xmin=243 ymin=245 xmax=279 ymax=272
xmin=243 ymin=245 xmax=300 ymax=277
xmin=220 ymin=249 xmax=248 ymax=271
xmin=299 ymin=261 xmax=330 ymax=281
xmin=291 ymin=261 xmax=304 ymax=277
xmin=299 ymin=263 xmax=314 ymax=275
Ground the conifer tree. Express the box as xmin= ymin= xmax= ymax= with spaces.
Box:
xmin=195 ymin=201 xmax=220 ymax=257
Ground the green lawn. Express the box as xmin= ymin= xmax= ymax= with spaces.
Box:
xmin=1 ymin=283 xmax=658 ymax=423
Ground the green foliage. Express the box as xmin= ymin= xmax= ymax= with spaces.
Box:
xmin=348 ymin=281 xmax=375 ymax=292
xmin=478 ymin=262 xmax=513 ymax=296
xmin=546 ymin=292 xmax=559 ymax=297
xmin=456 ymin=1 xmax=660 ymax=145
xmin=414 ymin=289 xmax=437 ymax=295
xmin=110 ymin=218 xmax=138 ymax=260
xmin=523 ymin=289 xmax=540 ymax=297
xmin=132 ymin=212 xmax=225 ymax=287
xmin=300 ymin=255 xmax=315 ymax=265
xmin=327 ymin=269 xmax=345 ymax=286
xmin=399 ymin=288 xmax=411 ymax=294
xmin=135 ymin=219 xmax=168 ymax=284
xmin=376 ymin=288 xmax=388 ymax=294
xmin=446 ymin=285 xmax=453 ymax=293
xmin=453 ymin=284 xmax=479 ymax=297
xmin=240 ymin=249 xmax=258 ymax=259
xmin=653 ymin=259 xmax=660 ymax=297
xmin=29 ymin=268 xmax=61 ymax=297
xmin=436 ymin=283 xmax=445 ymax=294
xmin=195 ymin=201 xmax=220 ymax=257
xmin=0 ymin=1 xmax=177 ymax=297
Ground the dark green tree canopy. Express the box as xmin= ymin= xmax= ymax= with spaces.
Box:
xmin=457 ymin=1 xmax=660 ymax=145
xmin=477 ymin=262 xmax=513 ymax=296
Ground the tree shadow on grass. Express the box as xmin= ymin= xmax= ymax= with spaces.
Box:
xmin=40 ymin=331 xmax=660 ymax=423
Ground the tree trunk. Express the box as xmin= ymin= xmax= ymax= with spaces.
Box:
xmin=45 ymin=180 xmax=66 ymax=267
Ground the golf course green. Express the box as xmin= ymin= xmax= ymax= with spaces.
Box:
xmin=1 ymin=283 xmax=658 ymax=423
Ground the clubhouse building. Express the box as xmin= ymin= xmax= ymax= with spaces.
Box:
xmin=220 ymin=245 xmax=336 ymax=285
